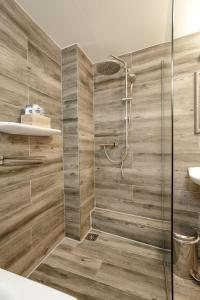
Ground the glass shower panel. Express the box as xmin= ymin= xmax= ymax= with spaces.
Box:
xmin=161 ymin=45 xmax=173 ymax=300
xmin=161 ymin=1 xmax=174 ymax=299
xmin=173 ymin=0 xmax=200 ymax=299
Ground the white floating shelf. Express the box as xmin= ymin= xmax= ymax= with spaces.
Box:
xmin=0 ymin=122 xmax=61 ymax=136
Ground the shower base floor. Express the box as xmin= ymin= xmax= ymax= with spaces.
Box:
xmin=174 ymin=271 xmax=200 ymax=300
xmin=30 ymin=229 xmax=169 ymax=300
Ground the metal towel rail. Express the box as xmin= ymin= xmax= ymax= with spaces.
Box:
xmin=0 ymin=155 xmax=45 ymax=166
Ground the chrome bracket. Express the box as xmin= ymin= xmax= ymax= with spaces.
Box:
xmin=122 ymin=97 xmax=133 ymax=102
xmin=99 ymin=142 xmax=118 ymax=148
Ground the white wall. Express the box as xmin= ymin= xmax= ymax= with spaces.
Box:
xmin=174 ymin=0 xmax=200 ymax=38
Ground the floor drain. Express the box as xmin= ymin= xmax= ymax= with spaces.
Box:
xmin=86 ymin=233 xmax=99 ymax=241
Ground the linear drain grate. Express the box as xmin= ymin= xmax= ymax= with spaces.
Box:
xmin=86 ymin=233 xmax=99 ymax=241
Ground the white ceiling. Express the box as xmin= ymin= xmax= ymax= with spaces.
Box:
xmin=174 ymin=0 xmax=200 ymax=39
xmin=16 ymin=0 xmax=200 ymax=63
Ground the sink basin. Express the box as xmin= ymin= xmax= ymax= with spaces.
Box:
xmin=0 ymin=268 xmax=76 ymax=300
xmin=188 ymin=167 xmax=200 ymax=185
xmin=0 ymin=284 xmax=16 ymax=300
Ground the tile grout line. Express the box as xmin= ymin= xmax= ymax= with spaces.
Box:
xmin=92 ymin=228 xmax=170 ymax=253
xmin=26 ymin=236 xmax=66 ymax=278
xmin=60 ymin=48 xmax=66 ymax=238
xmin=93 ymin=206 xmax=170 ymax=224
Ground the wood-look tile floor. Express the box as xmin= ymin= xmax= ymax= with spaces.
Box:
xmin=30 ymin=229 xmax=168 ymax=300
xmin=174 ymin=271 xmax=200 ymax=300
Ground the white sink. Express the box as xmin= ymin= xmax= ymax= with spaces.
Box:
xmin=188 ymin=167 xmax=200 ymax=185
xmin=0 ymin=284 xmax=16 ymax=300
xmin=0 ymin=268 xmax=76 ymax=300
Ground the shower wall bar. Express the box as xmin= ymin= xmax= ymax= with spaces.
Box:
xmin=0 ymin=155 xmax=45 ymax=166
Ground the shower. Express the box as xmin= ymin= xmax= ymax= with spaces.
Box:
xmin=96 ymin=55 xmax=136 ymax=177
xmin=96 ymin=60 xmax=121 ymax=75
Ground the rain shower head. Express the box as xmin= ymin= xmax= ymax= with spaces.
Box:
xmin=96 ymin=60 xmax=121 ymax=75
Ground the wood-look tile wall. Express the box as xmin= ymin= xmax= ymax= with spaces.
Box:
xmin=62 ymin=45 xmax=94 ymax=241
xmin=174 ymin=32 xmax=200 ymax=234
xmin=92 ymin=44 xmax=171 ymax=248
xmin=0 ymin=0 xmax=64 ymax=275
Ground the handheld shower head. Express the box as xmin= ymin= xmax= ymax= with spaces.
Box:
xmin=128 ymin=73 xmax=136 ymax=83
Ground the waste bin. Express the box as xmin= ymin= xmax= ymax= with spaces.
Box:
xmin=173 ymin=227 xmax=199 ymax=280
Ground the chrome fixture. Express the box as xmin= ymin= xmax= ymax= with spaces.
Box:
xmin=173 ymin=226 xmax=200 ymax=281
xmin=99 ymin=142 xmax=118 ymax=148
xmin=0 ymin=155 xmax=45 ymax=166
xmin=96 ymin=55 xmax=136 ymax=178
xmin=96 ymin=60 xmax=121 ymax=75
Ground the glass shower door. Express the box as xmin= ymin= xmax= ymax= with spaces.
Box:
xmin=161 ymin=1 xmax=174 ymax=298
xmin=173 ymin=0 xmax=200 ymax=299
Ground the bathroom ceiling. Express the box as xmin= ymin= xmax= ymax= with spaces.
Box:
xmin=15 ymin=0 xmax=171 ymax=62
xmin=16 ymin=0 xmax=200 ymax=62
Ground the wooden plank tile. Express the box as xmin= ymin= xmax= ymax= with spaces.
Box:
xmin=32 ymin=204 xmax=64 ymax=246
xmin=0 ymin=0 xmax=63 ymax=276
xmin=62 ymin=44 xmax=94 ymax=240
xmin=29 ymin=88 xmax=61 ymax=130
xmin=1 ymin=0 xmax=60 ymax=64
xmin=12 ymin=224 xmax=64 ymax=276
xmin=30 ymin=231 xmax=167 ymax=300
xmin=174 ymin=273 xmax=200 ymax=300
xmin=95 ymin=182 xmax=133 ymax=211
xmin=29 ymin=159 xmax=63 ymax=180
xmin=80 ymin=196 xmax=94 ymax=239
xmin=0 ymin=180 xmax=31 ymax=218
xmin=99 ymin=229 xmax=165 ymax=258
xmin=93 ymin=42 xmax=164 ymax=245
xmin=95 ymin=164 xmax=161 ymax=187
xmin=47 ymin=244 xmax=102 ymax=278
xmin=0 ymin=101 xmax=23 ymax=122
xmin=63 ymin=153 xmax=79 ymax=189
xmin=0 ymin=36 xmax=29 ymax=85
xmin=63 ymin=120 xmax=78 ymax=153
xmin=60 ymin=237 xmax=81 ymax=249
xmin=174 ymin=32 xmax=200 ymax=76
xmin=95 ymin=182 xmax=163 ymax=220
xmin=96 ymin=262 xmax=166 ymax=300
xmin=65 ymin=206 xmax=80 ymax=241
xmin=28 ymin=41 xmax=61 ymax=99
xmin=29 ymin=135 xmax=62 ymax=158
xmin=31 ymin=172 xmax=63 ymax=203
xmin=0 ymin=229 xmax=32 ymax=270
xmin=31 ymin=262 xmax=144 ymax=300
xmin=0 ymin=10 xmax=27 ymax=59
xmin=77 ymin=229 xmax=164 ymax=261
xmin=72 ymin=233 xmax=165 ymax=280
xmin=0 ymin=175 xmax=63 ymax=247
xmin=0 ymin=74 xmax=27 ymax=106
xmin=92 ymin=208 xmax=169 ymax=248
xmin=63 ymin=99 xmax=77 ymax=120
xmin=62 ymin=45 xmax=77 ymax=101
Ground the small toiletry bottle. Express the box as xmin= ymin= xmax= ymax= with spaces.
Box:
xmin=24 ymin=104 xmax=33 ymax=114
xmin=32 ymin=104 xmax=45 ymax=115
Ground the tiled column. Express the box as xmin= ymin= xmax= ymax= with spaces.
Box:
xmin=62 ymin=45 xmax=94 ymax=240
